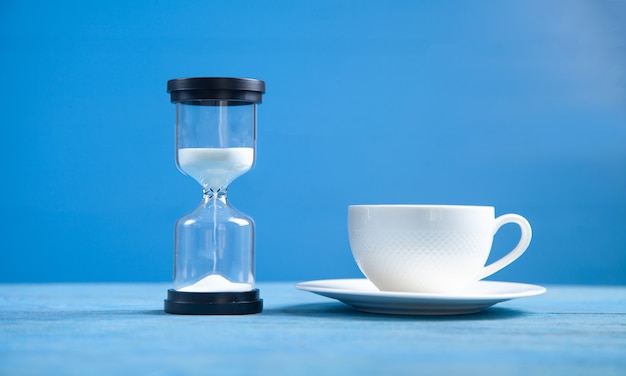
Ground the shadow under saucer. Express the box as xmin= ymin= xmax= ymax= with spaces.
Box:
xmin=264 ymin=302 xmax=527 ymax=321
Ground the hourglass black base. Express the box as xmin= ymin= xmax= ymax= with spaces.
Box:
xmin=164 ymin=289 xmax=263 ymax=315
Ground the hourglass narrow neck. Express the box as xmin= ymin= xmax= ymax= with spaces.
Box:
xmin=203 ymin=187 xmax=228 ymax=204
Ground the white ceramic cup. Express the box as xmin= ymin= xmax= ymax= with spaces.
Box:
xmin=348 ymin=205 xmax=532 ymax=293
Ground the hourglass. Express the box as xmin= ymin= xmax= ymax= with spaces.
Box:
xmin=164 ymin=77 xmax=265 ymax=315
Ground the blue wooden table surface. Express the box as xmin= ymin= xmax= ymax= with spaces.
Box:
xmin=1 ymin=283 xmax=625 ymax=375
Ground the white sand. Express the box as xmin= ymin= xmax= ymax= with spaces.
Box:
xmin=177 ymin=274 xmax=253 ymax=292
xmin=177 ymin=147 xmax=253 ymax=190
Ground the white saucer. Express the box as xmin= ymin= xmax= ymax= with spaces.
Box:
xmin=295 ymin=279 xmax=546 ymax=315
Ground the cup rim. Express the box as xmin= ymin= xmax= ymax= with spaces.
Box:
xmin=348 ymin=204 xmax=494 ymax=209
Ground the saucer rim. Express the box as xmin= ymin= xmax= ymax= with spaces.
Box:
xmin=294 ymin=278 xmax=547 ymax=300
xmin=294 ymin=279 xmax=546 ymax=315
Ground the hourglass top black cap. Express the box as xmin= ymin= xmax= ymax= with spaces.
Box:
xmin=167 ymin=77 xmax=265 ymax=104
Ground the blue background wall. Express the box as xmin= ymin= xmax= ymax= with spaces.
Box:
xmin=1 ymin=0 xmax=625 ymax=285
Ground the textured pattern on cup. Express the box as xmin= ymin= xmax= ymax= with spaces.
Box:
xmin=350 ymin=229 xmax=493 ymax=293
xmin=347 ymin=205 xmax=531 ymax=294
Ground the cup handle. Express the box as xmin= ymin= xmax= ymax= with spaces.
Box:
xmin=476 ymin=214 xmax=532 ymax=280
